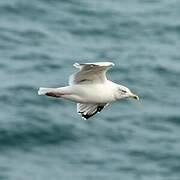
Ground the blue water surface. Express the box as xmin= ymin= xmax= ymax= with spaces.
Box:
xmin=0 ymin=0 xmax=180 ymax=180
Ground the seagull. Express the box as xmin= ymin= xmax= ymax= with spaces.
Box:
xmin=38 ymin=62 xmax=139 ymax=120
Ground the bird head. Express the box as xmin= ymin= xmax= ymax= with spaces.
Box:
xmin=116 ymin=85 xmax=139 ymax=100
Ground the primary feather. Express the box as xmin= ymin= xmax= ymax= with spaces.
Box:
xmin=69 ymin=62 xmax=114 ymax=85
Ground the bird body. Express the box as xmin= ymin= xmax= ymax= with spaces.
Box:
xmin=39 ymin=81 xmax=118 ymax=104
xmin=38 ymin=62 xmax=139 ymax=119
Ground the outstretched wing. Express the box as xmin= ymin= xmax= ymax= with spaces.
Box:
xmin=69 ymin=62 xmax=114 ymax=85
xmin=77 ymin=103 xmax=107 ymax=120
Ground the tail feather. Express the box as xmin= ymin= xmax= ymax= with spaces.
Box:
xmin=38 ymin=87 xmax=55 ymax=95
xmin=38 ymin=87 xmax=69 ymax=98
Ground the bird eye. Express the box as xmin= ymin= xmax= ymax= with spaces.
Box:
xmin=121 ymin=90 xmax=127 ymax=93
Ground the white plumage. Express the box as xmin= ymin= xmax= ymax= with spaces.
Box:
xmin=38 ymin=62 xmax=139 ymax=120
xmin=69 ymin=62 xmax=114 ymax=85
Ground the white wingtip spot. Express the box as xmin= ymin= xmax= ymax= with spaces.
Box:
xmin=38 ymin=88 xmax=43 ymax=95
xmin=73 ymin=63 xmax=80 ymax=68
xmin=38 ymin=87 xmax=47 ymax=95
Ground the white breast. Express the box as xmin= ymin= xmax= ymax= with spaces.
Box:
xmin=69 ymin=81 xmax=116 ymax=104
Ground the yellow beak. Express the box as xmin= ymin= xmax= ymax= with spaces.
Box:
xmin=130 ymin=93 xmax=139 ymax=100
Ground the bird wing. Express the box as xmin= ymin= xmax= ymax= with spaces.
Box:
xmin=77 ymin=103 xmax=107 ymax=120
xmin=69 ymin=62 xmax=114 ymax=85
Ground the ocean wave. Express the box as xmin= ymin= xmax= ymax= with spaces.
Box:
xmin=0 ymin=122 xmax=78 ymax=150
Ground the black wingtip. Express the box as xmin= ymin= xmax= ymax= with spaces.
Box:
xmin=82 ymin=113 xmax=96 ymax=120
xmin=80 ymin=105 xmax=105 ymax=120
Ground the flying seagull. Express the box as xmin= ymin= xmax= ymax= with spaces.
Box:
xmin=38 ymin=62 xmax=139 ymax=120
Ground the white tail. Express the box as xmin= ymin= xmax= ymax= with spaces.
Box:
xmin=38 ymin=87 xmax=56 ymax=95
xmin=38 ymin=86 xmax=73 ymax=99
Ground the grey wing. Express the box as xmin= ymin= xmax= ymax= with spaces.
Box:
xmin=69 ymin=62 xmax=114 ymax=85
xmin=77 ymin=103 xmax=107 ymax=120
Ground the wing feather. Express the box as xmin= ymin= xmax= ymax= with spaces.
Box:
xmin=69 ymin=62 xmax=114 ymax=85
xmin=77 ymin=103 xmax=106 ymax=120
